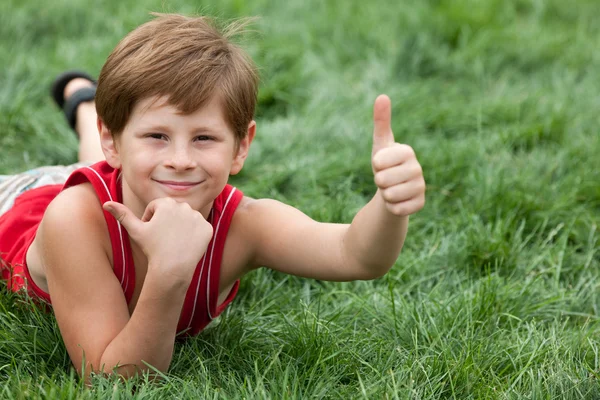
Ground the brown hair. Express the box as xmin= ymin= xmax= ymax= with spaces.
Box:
xmin=95 ymin=13 xmax=259 ymax=142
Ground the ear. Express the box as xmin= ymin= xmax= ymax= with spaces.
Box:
xmin=230 ymin=120 xmax=256 ymax=175
xmin=98 ymin=117 xmax=122 ymax=169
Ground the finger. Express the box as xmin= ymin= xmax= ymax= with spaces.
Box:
xmin=379 ymin=179 xmax=426 ymax=204
xmin=385 ymin=196 xmax=426 ymax=217
xmin=141 ymin=201 xmax=158 ymax=222
xmin=374 ymin=160 xmax=423 ymax=189
xmin=372 ymin=94 xmax=395 ymax=157
xmin=103 ymin=201 xmax=143 ymax=236
xmin=372 ymin=143 xmax=416 ymax=172
xmin=141 ymin=197 xmax=181 ymax=221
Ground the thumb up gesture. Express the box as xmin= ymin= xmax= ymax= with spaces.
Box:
xmin=371 ymin=95 xmax=425 ymax=216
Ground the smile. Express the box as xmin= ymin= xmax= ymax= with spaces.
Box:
xmin=153 ymin=179 xmax=203 ymax=191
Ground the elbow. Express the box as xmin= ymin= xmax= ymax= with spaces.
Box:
xmin=364 ymin=266 xmax=392 ymax=280
xmin=342 ymin=249 xmax=397 ymax=280
xmin=80 ymin=351 xmax=169 ymax=382
xmin=352 ymin=261 xmax=394 ymax=281
xmin=340 ymin=235 xmax=401 ymax=281
xmin=80 ymin=361 xmax=167 ymax=383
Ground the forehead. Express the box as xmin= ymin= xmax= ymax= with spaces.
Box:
xmin=127 ymin=94 xmax=230 ymax=132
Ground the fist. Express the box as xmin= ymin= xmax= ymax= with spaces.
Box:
xmin=371 ymin=95 xmax=425 ymax=216
xmin=103 ymin=198 xmax=214 ymax=282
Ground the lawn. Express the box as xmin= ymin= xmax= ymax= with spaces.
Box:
xmin=1 ymin=0 xmax=600 ymax=398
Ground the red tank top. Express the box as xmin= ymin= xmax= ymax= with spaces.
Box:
xmin=0 ymin=161 xmax=243 ymax=336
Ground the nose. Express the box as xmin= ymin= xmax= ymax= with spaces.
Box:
xmin=165 ymin=145 xmax=197 ymax=171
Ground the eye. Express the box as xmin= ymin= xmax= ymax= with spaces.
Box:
xmin=194 ymin=135 xmax=212 ymax=141
xmin=148 ymin=133 xmax=166 ymax=140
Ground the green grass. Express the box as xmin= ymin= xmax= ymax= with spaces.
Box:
xmin=1 ymin=0 xmax=600 ymax=398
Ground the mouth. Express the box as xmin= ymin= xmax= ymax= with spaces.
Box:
xmin=153 ymin=179 xmax=203 ymax=191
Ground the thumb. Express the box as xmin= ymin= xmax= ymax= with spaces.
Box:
xmin=103 ymin=201 xmax=143 ymax=237
xmin=372 ymin=94 xmax=395 ymax=157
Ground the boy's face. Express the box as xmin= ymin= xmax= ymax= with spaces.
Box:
xmin=99 ymin=94 xmax=255 ymax=218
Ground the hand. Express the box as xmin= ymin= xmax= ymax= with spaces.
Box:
xmin=103 ymin=198 xmax=213 ymax=283
xmin=371 ymin=94 xmax=425 ymax=216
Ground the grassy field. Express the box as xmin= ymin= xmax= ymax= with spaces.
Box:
xmin=1 ymin=0 xmax=600 ymax=398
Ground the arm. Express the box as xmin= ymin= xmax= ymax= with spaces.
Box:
xmin=344 ymin=95 xmax=425 ymax=274
xmin=246 ymin=95 xmax=424 ymax=280
xmin=341 ymin=192 xmax=409 ymax=277
xmin=40 ymin=186 xmax=211 ymax=379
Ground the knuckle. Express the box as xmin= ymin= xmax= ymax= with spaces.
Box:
xmin=381 ymin=187 xmax=395 ymax=202
xmin=380 ymin=188 xmax=390 ymax=202
xmin=372 ymin=154 xmax=383 ymax=170
xmin=400 ymin=204 xmax=412 ymax=215
xmin=374 ymin=172 xmax=385 ymax=187
xmin=388 ymin=203 xmax=405 ymax=216
xmin=412 ymin=162 xmax=423 ymax=177
xmin=199 ymin=222 xmax=213 ymax=237
xmin=154 ymin=198 xmax=168 ymax=209
xmin=401 ymin=144 xmax=416 ymax=158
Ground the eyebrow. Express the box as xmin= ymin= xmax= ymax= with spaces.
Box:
xmin=137 ymin=124 xmax=217 ymax=134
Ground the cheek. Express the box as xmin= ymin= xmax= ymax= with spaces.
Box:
xmin=128 ymin=150 xmax=157 ymax=171
xmin=205 ymin=149 xmax=233 ymax=170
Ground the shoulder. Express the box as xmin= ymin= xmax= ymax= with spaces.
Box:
xmin=43 ymin=183 xmax=104 ymax=227
xmin=231 ymin=196 xmax=293 ymax=228
xmin=232 ymin=195 xmax=317 ymax=232
xmin=237 ymin=196 xmax=314 ymax=222
xmin=228 ymin=196 xmax=315 ymax=263
xmin=39 ymin=182 xmax=112 ymax=264
xmin=235 ymin=196 xmax=290 ymax=213
xmin=224 ymin=196 xmax=286 ymax=272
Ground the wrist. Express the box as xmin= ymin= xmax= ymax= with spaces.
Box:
xmin=142 ymin=266 xmax=193 ymax=300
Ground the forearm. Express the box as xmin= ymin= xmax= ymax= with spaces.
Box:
xmin=95 ymin=271 xmax=189 ymax=378
xmin=343 ymin=190 xmax=409 ymax=278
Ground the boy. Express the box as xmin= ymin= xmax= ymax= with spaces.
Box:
xmin=0 ymin=13 xmax=425 ymax=379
